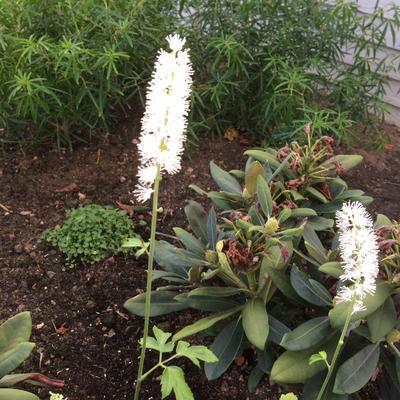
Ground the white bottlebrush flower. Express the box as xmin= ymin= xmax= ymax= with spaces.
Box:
xmin=335 ymin=201 xmax=379 ymax=313
xmin=135 ymin=33 xmax=193 ymax=202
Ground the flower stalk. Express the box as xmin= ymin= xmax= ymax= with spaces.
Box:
xmin=316 ymin=201 xmax=379 ymax=400
xmin=134 ymin=164 xmax=161 ymax=400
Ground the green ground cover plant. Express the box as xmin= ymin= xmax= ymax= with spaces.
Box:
xmin=43 ymin=204 xmax=136 ymax=268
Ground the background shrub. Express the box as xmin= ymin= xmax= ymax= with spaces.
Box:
xmin=0 ymin=0 xmax=399 ymax=147
xmin=0 ymin=0 xmax=175 ymax=148
xmin=44 ymin=204 xmax=136 ymax=267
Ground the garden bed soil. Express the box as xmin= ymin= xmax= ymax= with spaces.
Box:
xmin=1 ymin=120 xmax=399 ymax=400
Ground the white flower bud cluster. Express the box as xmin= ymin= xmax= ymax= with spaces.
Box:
xmin=335 ymin=201 xmax=379 ymax=313
xmin=135 ymin=34 xmax=193 ymax=202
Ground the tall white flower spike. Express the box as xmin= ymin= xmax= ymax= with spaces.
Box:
xmin=134 ymin=34 xmax=193 ymax=202
xmin=335 ymin=201 xmax=379 ymax=313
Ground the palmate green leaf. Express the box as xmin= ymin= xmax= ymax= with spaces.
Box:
xmin=124 ymin=291 xmax=187 ymax=317
xmin=329 ymin=281 xmax=392 ymax=328
xmin=161 ymin=366 xmax=194 ymax=400
xmin=205 ymin=317 xmax=244 ymax=380
xmin=210 ymin=161 xmax=242 ymax=194
xmin=242 ymin=299 xmax=269 ymax=350
xmin=176 ymin=341 xmax=218 ymax=367
xmin=0 ymin=389 xmax=39 ymax=400
xmin=184 ymin=201 xmax=208 ymax=243
xmin=256 ymin=175 xmax=273 ymax=217
xmin=172 ymin=307 xmax=241 ymax=342
xmin=280 ymin=317 xmax=332 ymax=351
xmin=152 ymin=326 xmax=174 ymax=353
xmin=333 ymin=343 xmax=380 ymax=394
xmin=367 ymin=297 xmax=397 ymax=343
xmin=290 ymin=266 xmax=332 ymax=307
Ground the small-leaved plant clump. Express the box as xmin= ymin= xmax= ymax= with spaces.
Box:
xmin=44 ymin=204 xmax=137 ymax=268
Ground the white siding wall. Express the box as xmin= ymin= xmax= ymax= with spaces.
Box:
xmin=347 ymin=0 xmax=400 ymax=125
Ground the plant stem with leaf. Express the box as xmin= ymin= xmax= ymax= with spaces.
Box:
xmin=316 ymin=298 xmax=354 ymax=400
xmin=134 ymin=164 xmax=162 ymax=400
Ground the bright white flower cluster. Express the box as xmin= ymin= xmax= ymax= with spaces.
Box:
xmin=335 ymin=201 xmax=379 ymax=313
xmin=135 ymin=34 xmax=193 ymax=202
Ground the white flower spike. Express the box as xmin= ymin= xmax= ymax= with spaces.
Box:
xmin=335 ymin=201 xmax=379 ymax=313
xmin=134 ymin=34 xmax=193 ymax=202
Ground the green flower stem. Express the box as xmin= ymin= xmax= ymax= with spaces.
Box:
xmin=316 ymin=299 xmax=354 ymax=400
xmin=134 ymin=164 xmax=162 ymax=400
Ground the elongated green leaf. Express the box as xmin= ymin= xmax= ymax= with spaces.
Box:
xmin=306 ymin=187 xmax=328 ymax=204
xmin=319 ymin=262 xmax=343 ymax=279
xmin=161 ymin=366 xmax=194 ymax=400
xmin=124 ymin=291 xmax=187 ymax=317
xmin=322 ymin=155 xmax=363 ymax=171
xmin=302 ymin=225 xmax=327 ymax=260
xmin=245 ymin=161 xmax=264 ymax=196
xmin=290 ymin=208 xmax=317 ymax=218
xmin=290 ymin=266 xmax=332 ymax=306
xmin=306 ymin=217 xmax=334 ymax=231
xmin=173 ymin=307 xmax=241 ymax=342
xmin=256 ymin=175 xmax=273 ymax=217
xmin=184 ymin=201 xmax=208 ymax=243
xmin=210 ymin=161 xmax=242 ymax=194
xmin=374 ymin=214 xmax=392 ymax=229
xmin=0 ymin=312 xmax=32 ymax=353
xmin=333 ymin=344 xmax=380 ymax=394
xmin=207 ymin=207 xmax=218 ymax=250
xmin=281 ymin=317 xmax=331 ymax=351
xmin=271 ymin=334 xmax=338 ymax=384
xmin=188 ymin=287 xmax=241 ymax=298
xmin=329 ymin=282 xmax=392 ymax=328
xmin=0 ymin=343 xmax=35 ymax=378
xmin=367 ymin=297 xmax=397 ymax=343
xmin=305 ymin=241 xmax=328 ymax=265
xmin=173 ymin=228 xmax=205 ymax=256
xmin=207 ymin=192 xmax=236 ymax=210
xmin=174 ymin=293 xmax=240 ymax=312
xmin=0 ymin=389 xmax=39 ymax=400
xmin=268 ymin=315 xmax=290 ymax=345
xmin=154 ymin=241 xmax=206 ymax=272
xmin=242 ymin=299 xmax=269 ymax=350
xmin=205 ymin=318 xmax=244 ymax=380
xmin=262 ymin=262 xmax=301 ymax=303
xmin=248 ymin=366 xmax=264 ymax=392
xmin=244 ymin=150 xmax=284 ymax=171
